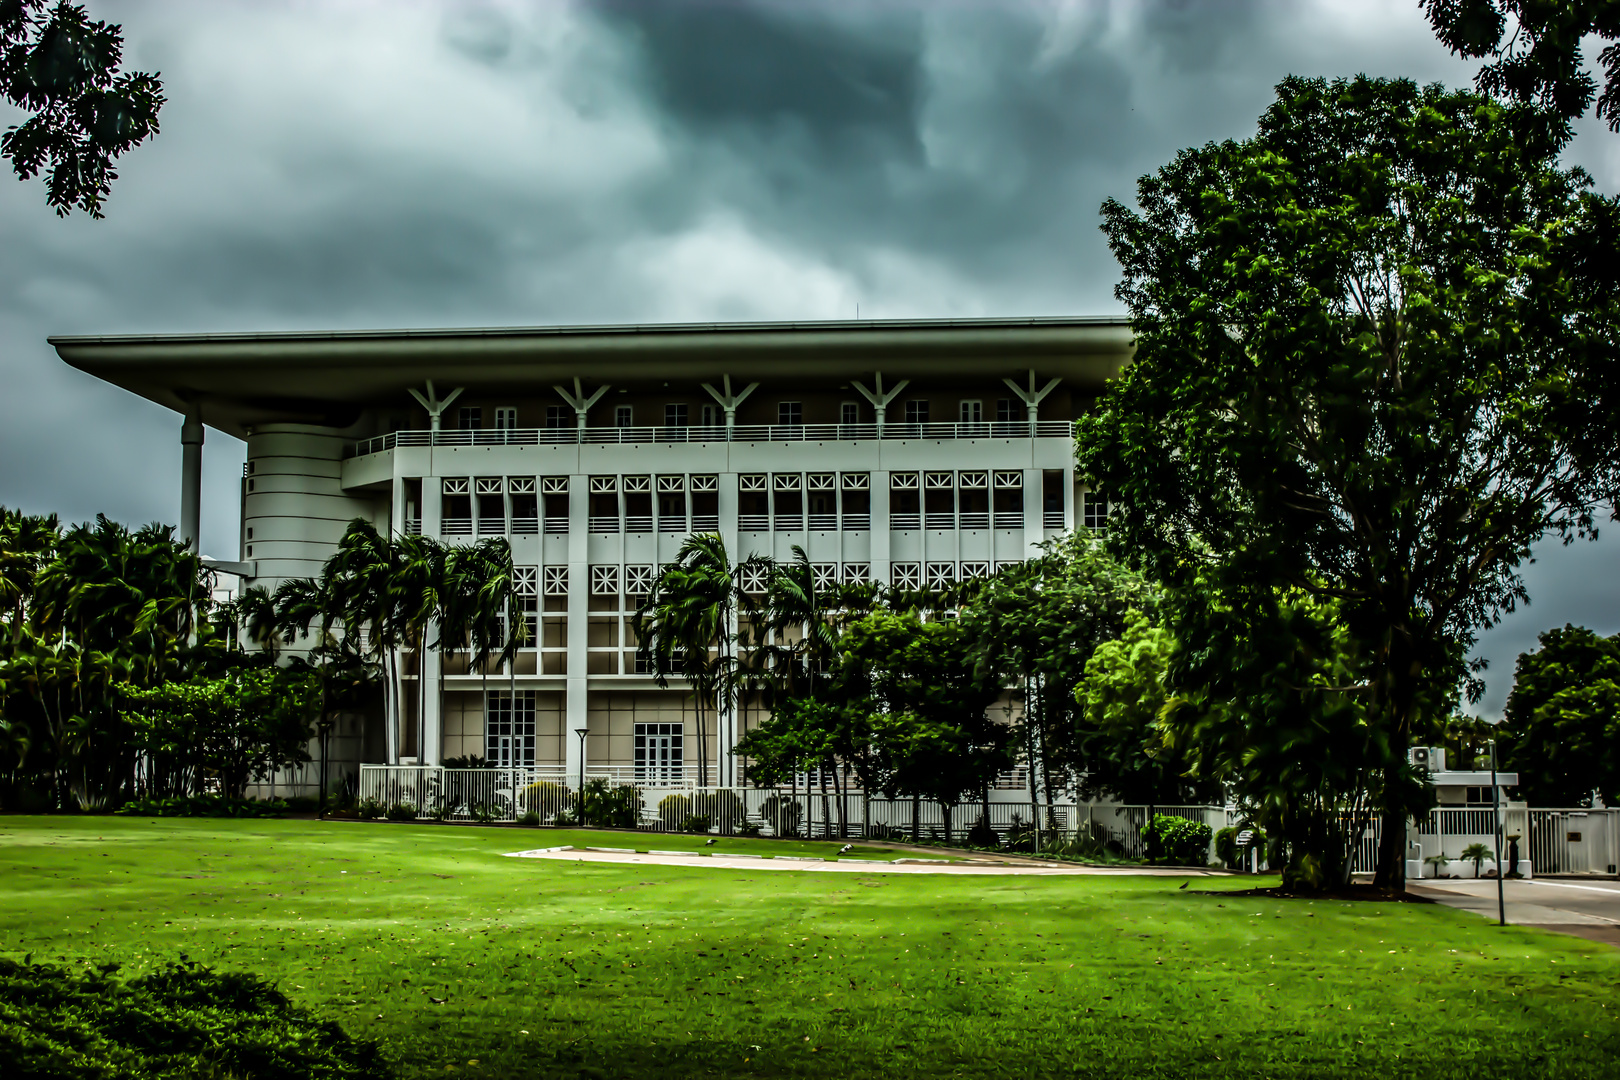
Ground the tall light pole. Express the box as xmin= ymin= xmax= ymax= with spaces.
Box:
xmin=1490 ymin=738 xmax=1506 ymax=927
xmin=575 ymin=727 xmax=589 ymax=825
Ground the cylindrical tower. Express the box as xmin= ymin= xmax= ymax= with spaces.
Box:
xmin=243 ymin=424 xmax=383 ymax=594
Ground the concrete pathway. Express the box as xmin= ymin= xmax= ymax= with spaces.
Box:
xmin=503 ymin=846 xmax=1217 ymax=877
xmin=1410 ymin=877 xmax=1620 ymax=947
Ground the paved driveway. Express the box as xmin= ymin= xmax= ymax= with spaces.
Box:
xmin=1411 ymin=877 xmax=1620 ymax=946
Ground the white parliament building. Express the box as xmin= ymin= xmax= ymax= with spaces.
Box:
xmin=53 ymin=317 xmax=1129 ymax=790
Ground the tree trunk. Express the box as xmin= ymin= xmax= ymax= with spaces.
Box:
xmin=1371 ymin=799 xmax=1409 ymax=890
xmin=833 ymin=762 xmax=847 ymax=839
xmin=819 ymin=767 xmax=831 ymax=839
xmin=942 ymin=803 xmax=953 ymax=844
xmin=911 ymin=792 xmax=920 ymax=842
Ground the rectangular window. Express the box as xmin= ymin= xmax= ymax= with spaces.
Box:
xmin=614 ymin=404 xmax=634 ymax=428
xmin=458 ymin=407 xmax=482 ymax=431
xmin=1083 ymin=490 xmax=1109 ymax=530
xmin=778 ymin=401 xmax=803 ymax=425
xmin=996 ymin=398 xmax=1022 ymax=422
xmin=904 ymin=400 xmax=929 ymax=424
xmin=665 ymin=403 xmax=688 ymax=427
xmin=485 ymin=690 xmax=536 ymax=767
xmin=840 ymin=402 xmax=859 ymax=425
xmin=546 ymin=406 xmax=570 ymax=430
xmin=700 ymin=403 xmax=722 ymax=427
xmin=494 ymin=407 xmax=517 ymax=430
xmin=959 ymin=400 xmax=983 ymax=423
xmin=635 ymin=722 xmax=684 ymax=783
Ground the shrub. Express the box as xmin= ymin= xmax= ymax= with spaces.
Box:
xmin=578 ymin=779 xmax=640 ymax=829
xmin=516 ymin=810 xmax=540 ymax=826
xmin=0 ymin=958 xmax=389 ymax=1080
xmin=1141 ymin=814 xmax=1213 ymax=866
xmin=758 ymin=795 xmax=802 ymax=838
xmin=681 ymin=813 xmax=712 ymax=833
xmin=1215 ymin=825 xmax=1268 ymax=869
xmin=966 ymin=815 xmax=1000 ymax=848
xmin=521 ymin=781 xmax=570 ymax=823
xmin=440 ymin=755 xmax=493 ymax=769
xmin=428 ymin=799 xmax=456 ymax=822
xmin=114 ymin=794 xmax=288 ymax=819
xmin=468 ymin=801 xmax=497 ymax=824
xmin=736 ymin=820 xmax=762 ymax=838
xmin=356 ymin=798 xmax=385 ymax=820
xmin=691 ymin=790 xmax=746 ymax=833
xmin=657 ymin=793 xmax=692 ymax=830
xmin=384 ymin=802 xmax=417 ymax=822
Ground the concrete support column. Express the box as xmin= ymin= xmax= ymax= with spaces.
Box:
xmin=870 ymin=470 xmax=890 ymax=584
xmin=565 ymin=472 xmax=589 ymax=782
xmin=422 ymin=476 xmax=442 ymax=537
xmin=1064 ymin=463 xmax=1077 ymax=534
xmin=421 ymin=616 xmax=442 ymax=765
xmin=1022 ymin=468 xmax=1043 ymax=558
xmin=180 ymin=405 xmax=204 ymax=551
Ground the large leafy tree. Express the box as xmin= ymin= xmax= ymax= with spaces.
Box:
xmin=1079 ymin=75 xmax=1620 ymax=887
xmin=1424 ymin=0 xmax=1620 ymax=133
xmin=1498 ymin=624 xmax=1620 ymax=806
xmin=1 ymin=0 xmax=163 ymax=216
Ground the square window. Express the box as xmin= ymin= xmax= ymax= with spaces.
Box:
xmin=959 ymin=400 xmax=983 ymax=423
xmin=458 ymin=407 xmax=482 ymax=431
xmin=778 ymin=401 xmax=803 ymax=425
xmin=840 ymin=402 xmax=859 ymax=425
xmin=546 ymin=405 xmax=570 ymax=429
xmin=495 ymin=407 xmax=517 ymax=430
xmin=614 ymin=405 xmax=634 ymax=427
xmin=904 ymin=400 xmax=929 ymax=424
xmin=997 ymin=398 xmax=1022 ymax=422
xmin=1083 ymin=491 xmax=1110 ymax=530
xmin=891 ymin=562 xmax=922 ymax=590
xmin=665 ymin=403 xmax=688 ymax=427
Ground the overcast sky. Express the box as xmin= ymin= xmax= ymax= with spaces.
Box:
xmin=2 ymin=0 xmax=1616 ymax=716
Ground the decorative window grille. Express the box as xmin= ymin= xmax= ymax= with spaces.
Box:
xmin=444 ymin=477 xmax=471 ymax=495
xmin=959 ymin=561 xmax=992 ymax=581
xmin=841 ymin=472 xmax=869 ymax=491
xmin=993 ymin=471 xmax=1023 ymax=489
xmin=514 ymin=567 xmax=539 ymax=642
xmin=811 ymin=563 xmax=838 ymax=591
xmin=476 ymin=477 xmax=504 ymax=496
xmin=543 ymin=566 xmax=569 ymax=596
xmin=924 ymin=471 xmax=954 ymax=490
xmin=891 ymin=472 xmax=919 ymax=490
xmin=807 ymin=472 xmax=835 ymax=491
xmin=840 ymin=402 xmax=859 ymax=425
xmin=996 ymin=560 xmax=1022 ymax=574
xmin=891 ymin=562 xmax=922 ymax=590
xmin=590 ymin=476 xmax=618 ymax=494
xmin=958 ymin=472 xmax=988 ymax=490
xmin=773 ymin=472 xmax=801 ymax=491
xmin=542 ymin=476 xmax=569 ymax=494
xmin=591 ymin=565 xmax=621 ymax=595
xmin=739 ymin=562 xmax=768 ymax=595
xmin=1083 ymin=491 xmax=1110 ymax=530
xmin=739 ymin=473 xmax=768 ymax=492
xmin=624 ymin=564 xmax=656 ymax=597
xmin=509 ymin=476 xmax=536 ymax=495
xmin=690 ymin=474 xmax=718 ymax=492
xmin=485 ymin=690 xmax=536 ymax=767
xmin=842 ymin=563 xmax=870 ymax=585
xmin=623 ymin=475 xmax=652 ymax=493
xmin=653 ymin=475 xmax=682 ymax=493
xmin=926 ymin=562 xmax=956 ymax=589
xmin=515 ymin=566 xmax=539 ymax=596
xmin=634 ymin=722 xmax=684 ymax=783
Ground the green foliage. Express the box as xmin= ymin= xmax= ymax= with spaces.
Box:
xmin=657 ymin=792 xmax=691 ymax=830
xmin=0 ymin=1 xmax=166 ymax=217
xmin=1461 ymin=842 xmax=1496 ymax=878
xmin=576 ymin=778 xmax=639 ymax=829
xmin=383 ymin=802 xmax=416 ymax=822
xmin=441 ymin=755 xmax=493 ymax=769
xmin=515 ymin=810 xmax=540 ymax=827
xmin=965 ymin=816 xmax=999 ymax=848
xmin=356 ymin=798 xmax=384 ymax=821
xmin=1215 ymin=825 xmax=1268 ymax=869
xmin=758 ymin=794 xmax=802 ymax=838
xmin=1499 ymin=624 xmax=1620 ymax=806
xmin=114 ymin=794 xmax=287 ymax=818
xmin=0 ymin=956 xmax=387 ymax=1079
xmin=680 ymin=813 xmax=712 ymax=833
xmin=1424 ymin=0 xmax=1620 ymax=132
xmin=521 ymin=780 xmax=570 ymax=823
xmin=691 ymin=789 xmax=745 ymax=833
xmin=1082 ymin=74 xmax=1620 ymax=884
xmin=1141 ymin=815 xmax=1213 ymax=866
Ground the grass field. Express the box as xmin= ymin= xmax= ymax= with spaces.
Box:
xmin=2 ymin=816 xmax=1616 ymax=1079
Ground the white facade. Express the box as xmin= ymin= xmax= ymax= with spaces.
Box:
xmin=54 ymin=316 xmax=1133 ymax=787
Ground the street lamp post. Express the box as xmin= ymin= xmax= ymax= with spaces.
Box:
xmin=1491 ymin=738 xmax=1506 ymax=927
xmin=575 ymin=727 xmax=589 ymax=825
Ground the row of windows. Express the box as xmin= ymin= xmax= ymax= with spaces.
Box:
xmin=451 ymin=398 xmax=1029 ymax=430
xmin=505 ymin=559 xmax=1037 ymax=599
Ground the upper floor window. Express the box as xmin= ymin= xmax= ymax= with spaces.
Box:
xmin=778 ymin=401 xmax=803 ymax=425
xmin=494 ymin=407 xmax=517 ymax=430
xmin=665 ymin=403 xmax=688 ymax=427
xmin=905 ymin=400 xmax=930 ymax=424
xmin=1083 ymin=490 xmax=1110 ymax=530
xmin=615 ymin=405 xmax=634 ymax=428
xmin=458 ymin=407 xmax=482 ymax=431
xmin=546 ymin=405 xmax=570 ymax=430
xmin=959 ymin=400 xmax=983 ymax=423
xmin=997 ymin=398 xmax=1023 ymax=422
xmin=701 ymin=403 xmax=722 ymax=427
xmin=840 ymin=402 xmax=859 ymax=425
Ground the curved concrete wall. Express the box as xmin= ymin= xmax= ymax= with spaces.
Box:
xmin=244 ymin=424 xmax=384 ymax=591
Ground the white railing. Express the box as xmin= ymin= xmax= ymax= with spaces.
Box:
xmin=511 ymin=516 xmax=539 ymax=535
xmin=544 ymin=518 xmax=569 ymax=534
xmin=959 ymin=512 xmax=989 ymax=530
xmin=442 ymin=518 xmax=472 ymax=536
xmin=993 ymin=512 xmax=1023 ymax=529
xmin=658 ymin=516 xmax=688 ymax=533
xmin=1043 ymin=510 xmax=1066 ymax=528
xmin=891 ymin=513 xmax=920 ymax=530
xmin=347 ymin=420 xmax=1074 ymax=458
xmin=807 ymin=514 xmax=837 ymax=531
xmin=842 ymin=514 xmax=870 ymax=531
xmin=738 ymin=515 xmax=769 ymax=531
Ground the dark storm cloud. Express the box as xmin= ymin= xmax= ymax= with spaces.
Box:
xmin=1 ymin=0 xmax=1615 ymax=714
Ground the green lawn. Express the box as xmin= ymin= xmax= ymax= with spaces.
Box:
xmin=2 ymin=817 xmax=1615 ymax=1079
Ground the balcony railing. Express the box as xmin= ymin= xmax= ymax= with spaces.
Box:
xmin=1043 ymin=510 xmax=1067 ymax=528
xmin=842 ymin=514 xmax=870 ymax=531
xmin=692 ymin=515 xmax=720 ymax=531
xmin=511 ymin=516 xmax=539 ymax=535
xmin=624 ymin=515 xmax=653 ymax=534
xmin=544 ymin=517 xmax=569 ymax=534
xmin=924 ymin=513 xmax=955 ymax=530
xmin=738 ymin=514 xmax=769 ymax=531
xmin=773 ymin=516 xmax=805 ymax=532
xmin=347 ymin=420 xmax=1073 ymax=457
xmin=477 ymin=517 xmax=505 ymax=535
xmin=588 ymin=516 xmax=619 ymax=534
xmin=442 ymin=517 xmax=472 ymax=536
xmin=959 ymin=512 xmax=989 ymax=530
xmin=658 ymin=516 xmax=688 ymax=533
xmin=891 ymin=513 xmax=921 ymax=530
xmin=993 ymin=512 xmax=1023 ymax=529
xmin=807 ymin=514 xmax=837 ymax=531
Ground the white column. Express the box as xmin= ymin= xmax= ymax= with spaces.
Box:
xmin=1022 ymin=468 xmax=1043 ymax=558
xmin=422 ymin=476 xmax=443 ymax=537
xmin=421 ymin=475 xmax=443 ymax=764
xmin=870 ymin=470 xmax=890 ymax=584
xmin=565 ymin=472 xmax=589 ymax=781
xmin=180 ymin=404 xmax=203 ymax=551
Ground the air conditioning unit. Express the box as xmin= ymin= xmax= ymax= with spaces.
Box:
xmin=1408 ymin=746 xmax=1446 ymax=772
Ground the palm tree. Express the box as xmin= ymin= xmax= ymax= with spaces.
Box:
xmin=321 ymin=521 xmax=405 ymax=757
xmin=441 ymin=538 xmax=520 ymax=764
xmin=391 ymin=533 xmax=447 ymax=759
xmin=636 ymin=534 xmax=746 ymax=788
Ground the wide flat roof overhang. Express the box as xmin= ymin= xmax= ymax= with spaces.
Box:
xmin=52 ymin=316 xmax=1132 ymax=439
